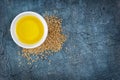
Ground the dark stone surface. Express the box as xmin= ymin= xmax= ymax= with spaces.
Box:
xmin=0 ymin=0 xmax=120 ymax=80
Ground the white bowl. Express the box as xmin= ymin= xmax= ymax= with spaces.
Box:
xmin=10 ymin=11 xmax=48 ymax=49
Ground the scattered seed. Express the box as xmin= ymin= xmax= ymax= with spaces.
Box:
xmin=20 ymin=15 xmax=67 ymax=65
xmin=32 ymin=60 xmax=35 ymax=62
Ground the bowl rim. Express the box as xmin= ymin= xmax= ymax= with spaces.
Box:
xmin=10 ymin=11 xmax=48 ymax=49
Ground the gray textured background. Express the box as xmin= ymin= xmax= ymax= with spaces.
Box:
xmin=0 ymin=0 xmax=120 ymax=80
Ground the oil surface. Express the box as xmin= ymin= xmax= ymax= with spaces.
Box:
xmin=16 ymin=15 xmax=44 ymax=44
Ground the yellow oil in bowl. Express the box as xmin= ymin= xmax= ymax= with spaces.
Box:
xmin=16 ymin=15 xmax=44 ymax=44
